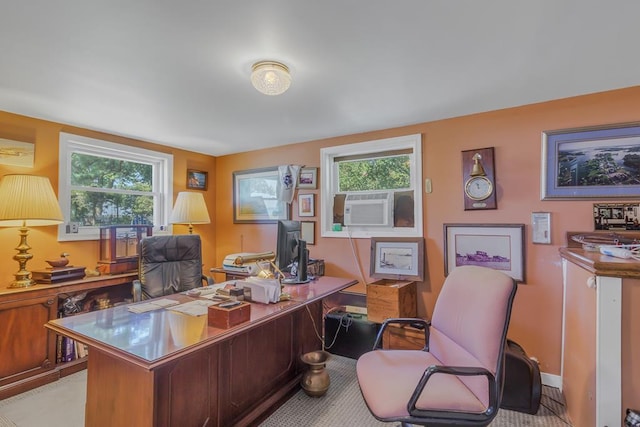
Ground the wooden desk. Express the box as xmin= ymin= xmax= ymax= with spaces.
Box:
xmin=46 ymin=276 xmax=356 ymax=427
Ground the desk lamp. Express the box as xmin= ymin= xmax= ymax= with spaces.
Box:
xmin=170 ymin=191 xmax=211 ymax=234
xmin=0 ymin=174 xmax=64 ymax=288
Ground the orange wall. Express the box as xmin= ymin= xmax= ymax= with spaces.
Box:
xmin=215 ymin=86 xmax=640 ymax=376
xmin=1 ymin=86 xmax=638 ymax=378
xmin=0 ymin=111 xmax=217 ymax=282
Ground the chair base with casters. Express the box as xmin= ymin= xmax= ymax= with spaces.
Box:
xmin=132 ymin=234 xmax=214 ymax=302
xmin=356 ymin=265 xmax=517 ymax=427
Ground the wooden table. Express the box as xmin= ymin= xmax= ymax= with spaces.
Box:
xmin=46 ymin=276 xmax=356 ymax=427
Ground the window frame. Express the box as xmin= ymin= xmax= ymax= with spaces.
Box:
xmin=58 ymin=132 xmax=173 ymax=241
xmin=320 ymin=134 xmax=423 ymax=239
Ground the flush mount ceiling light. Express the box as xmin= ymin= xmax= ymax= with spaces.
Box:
xmin=251 ymin=61 xmax=291 ymax=95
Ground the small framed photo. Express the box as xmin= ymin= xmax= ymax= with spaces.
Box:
xmin=187 ymin=169 xmax=208 ymax=190
xmin=531 ymin=212 xmax=551 ymax=244
xmin=298 ymin=167 xmax=318 ymax=189
xmin=369 ymin=237 xmax=424 ymax=281
xmin=298 ymin=193 xmax=315 ymax=217
xmin=593 ymin=202 xmax=640 ymax=230
xmin=444 ymin=223 xmax=525 ymax=282
xmin=301 ymin=221 xmax=316 ymax=245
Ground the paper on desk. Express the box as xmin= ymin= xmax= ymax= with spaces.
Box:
xmin=242 ymin=277 xmax=281 ymax=303
xmin=169 ymin=300 xmax=216 ymax=316
xmin=127 ymin=298 xmax=179 ymax=313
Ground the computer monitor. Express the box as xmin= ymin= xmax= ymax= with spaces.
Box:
xmin=276 ymin=220 xmax=301 ymax=272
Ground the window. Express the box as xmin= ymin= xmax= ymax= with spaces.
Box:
xmin=58 ymin=133 xmax=173 ymax=241
xmin=321 ymin=134 xmax=422 ymax=238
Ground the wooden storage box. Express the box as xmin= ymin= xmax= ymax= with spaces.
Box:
xmin=208 ymin=302 xmax=251 ymax=329
xmin=366 ymin=279 xmax=417 ymax=323
xmin=382 ymin=324 xmax=426 ymax=350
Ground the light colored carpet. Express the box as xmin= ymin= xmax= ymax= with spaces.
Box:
xmin=0 ymin=355 xmax=571 ymax=426
xmin=261 ymin=355 xmax=572 ymax=427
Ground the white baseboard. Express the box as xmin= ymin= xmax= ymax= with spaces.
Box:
xmin=541 ymin=372 xmax=562 ymax=389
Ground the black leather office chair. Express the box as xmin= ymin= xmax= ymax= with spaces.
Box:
xmin=132 ymin=234 xmax=213 ymax=301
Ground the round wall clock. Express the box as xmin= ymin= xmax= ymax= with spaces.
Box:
xmin=464 ymin=175 xmax=493 ymax=201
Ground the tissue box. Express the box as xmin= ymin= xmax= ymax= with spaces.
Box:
xmin=208 ymin=302 xmax=251 ymax=329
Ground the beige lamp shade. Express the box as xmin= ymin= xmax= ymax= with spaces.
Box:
xmin=170 ymin=192 xmax=210 ymax=233
xmin=0 ymin=174 xmax=64 ymax=288
xmin=0 ymin=174 xmax=64 ymax=226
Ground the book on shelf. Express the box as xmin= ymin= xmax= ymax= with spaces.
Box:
xmin=63 ymin=336 xmax=76 ymax=362
xmin=32 ymin=266 xmax=86 ymax=284
xmin=75 ymin=341 xmax=88 ymax=359
xmin=56 ymin=335 xmax=63 ymax=363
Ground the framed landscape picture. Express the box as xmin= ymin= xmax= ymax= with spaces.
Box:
xmin=187 ymin=169 xmax=208 ymax=190
xmin=541 ymin=122 xmax=640 ymax=199
xmin=233 ymin=167 xmax=289 ymax=223
xmin=444 ymin=223 xmax=525 ymax=282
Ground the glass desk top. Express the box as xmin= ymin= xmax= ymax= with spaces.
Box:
xmin=46 ymin=276 xmax=356 ymax=365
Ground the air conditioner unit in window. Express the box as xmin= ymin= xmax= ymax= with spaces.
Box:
xmin=344 ymin=191 xmax=393 ymax=227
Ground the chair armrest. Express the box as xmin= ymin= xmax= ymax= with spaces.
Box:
xmin=132 ymin=280 xmax=142 ymax=302
xmin=372 ymin=318 xmax=431 ymax=350
xmin=202 ymin=274 xmax=214 ymax=286
xmin=407 ymin=364 xmax=498 ymax=421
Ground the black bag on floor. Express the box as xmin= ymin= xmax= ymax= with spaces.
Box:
xmin=500 ymin=339 xmax=542 ymax=414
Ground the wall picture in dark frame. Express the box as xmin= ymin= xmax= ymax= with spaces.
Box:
xmin=187 ymin=169 xmax=208 ymax=190
xmin=444 ymin=223 xmax=525 ymax=282
xmin=233 ymin=167 xmax=289 ymax=223
xmin=369 ymin=237 xmax=424 ymax=281
xmin=542 ymin=122 xmax=640 ymax=199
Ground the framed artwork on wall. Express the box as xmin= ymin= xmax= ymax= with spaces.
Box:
xmin=444 ymin=223 xmax=525 ymax=282
xmin=369 ymin=237 xmax=424 ymax=281
xmin=0 ymin=138 xmax=34 ymax=168
xmin=541 ymin=122 xmax=640 ymax=199
xmin=187 ymin=169 xmax=208 ymax=190
xmin=298 ymin=167 xmax=318 ymax=189
xmin=298 ymin=193 xmax=315 ymax=217
xmin=301 ymin=221 xmax=315 ymax=245
xmin=233 ymin=167 xmax=289 ymax=223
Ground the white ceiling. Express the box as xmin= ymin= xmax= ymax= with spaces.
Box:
xmin=0 ymin=1 xmax=639 ymax=156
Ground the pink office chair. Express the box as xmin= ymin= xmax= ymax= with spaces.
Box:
xmin=357 ymin=265 xmax=517 ymax=426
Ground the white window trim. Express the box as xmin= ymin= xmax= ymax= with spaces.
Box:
xmin=58 ymin=132 xmax=173 ymax=241
xmin=320 ymin=133 xmax=423 ymax=239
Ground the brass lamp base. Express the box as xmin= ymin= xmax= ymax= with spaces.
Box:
xmin=8 ymin=225 xmax=36 ymax=288
xmin=8 ymin=277 xmax=35 ymax=288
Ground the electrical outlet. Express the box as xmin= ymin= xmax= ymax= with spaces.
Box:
xmin=69 ymin=223 xmax=79 ymax=233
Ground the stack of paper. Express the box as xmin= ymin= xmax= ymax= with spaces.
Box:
xmin=240 ymin=277 xmax=281 ymax=303
xmin=169 ymin=300 xmax=216 ymax=316
xmin=127 ymin=298 xmax=179 ymax=314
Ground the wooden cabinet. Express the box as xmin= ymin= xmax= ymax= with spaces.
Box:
xmin=0 ymin=272 xmax=136 ymax=399
xmin=560 ymin=247 xmax=640 ymax=426
xmin=0 ymin=293 xmax=57 ymax=390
